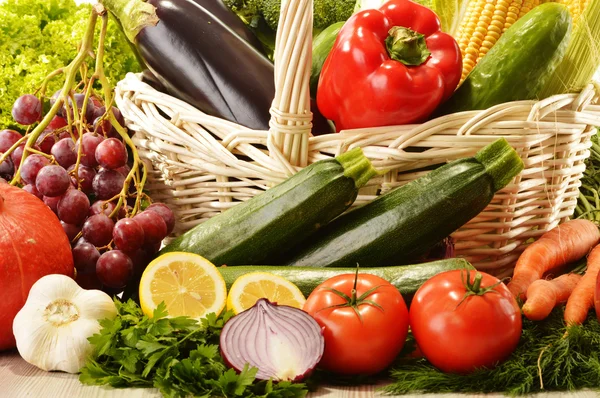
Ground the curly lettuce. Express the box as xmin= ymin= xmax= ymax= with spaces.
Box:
xmin=0 ymin=0 xmax=140 ymax=131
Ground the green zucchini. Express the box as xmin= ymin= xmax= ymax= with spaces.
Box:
xmin=435 ymin=3 xmax=572 ymax=115
xmin=218 ymin=258 xmax=474 ymax=300
xmin=283 ymin=138 xmax=524 ymax=268
xmin=310 ymin=22 xmax=344 ymax=98
xmin=160 ymin=148 xmax=379 ymax=266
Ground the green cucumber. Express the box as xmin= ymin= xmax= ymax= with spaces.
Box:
xmin=435 ymin=3 xmax=572 ymax=115
xmin=160 ymin=148 xmax=379 ymax=266
xmin=219 ymin=259 xmax=474 ymax=301
xmin=310 ymin=22 xmax=344 ymax=98
xmin=283 ymin=138 xmax=524 ymax=268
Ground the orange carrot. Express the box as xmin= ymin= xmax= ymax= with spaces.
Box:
xmin=564 ymin=244 xmax=600 ymax=325
xmin=522 ymin=273 xmax=582 ymax=321
xmin=507 ymin=219 xmax=600 ymax=299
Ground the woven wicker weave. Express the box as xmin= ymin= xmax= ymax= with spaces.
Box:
xmin=115 ymin=0 xmax=600 ymax=276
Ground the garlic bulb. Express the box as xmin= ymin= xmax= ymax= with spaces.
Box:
xmin=12 ymin=274 xmax=117 ymax=373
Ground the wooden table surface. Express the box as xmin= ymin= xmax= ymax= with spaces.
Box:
xmin=1 ymin=351 xmax=598 ymax=398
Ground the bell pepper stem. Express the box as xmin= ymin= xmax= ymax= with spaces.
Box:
xmin=385 ymin=26 xmax=431 ymax=66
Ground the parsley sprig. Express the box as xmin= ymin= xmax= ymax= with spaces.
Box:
xmin=79 ymin=299 xmax=308 ymax=398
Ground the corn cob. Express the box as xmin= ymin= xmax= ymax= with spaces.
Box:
xmin=556 ymin=0 xmax=589 ymax=23
xmin=454 ymin=0 xmax=541 ymax=82
xmin=538 ymin=0 xmax=600 ymax=97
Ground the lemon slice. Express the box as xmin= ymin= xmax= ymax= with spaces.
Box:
xmin=139 ymin=252 xmax=227 ymax=319
xmin=226 ymin=272 xmax=306 ymax=314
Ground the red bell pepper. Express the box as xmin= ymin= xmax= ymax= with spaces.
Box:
xmin=316 ymin=0 xmax=462 ymax=131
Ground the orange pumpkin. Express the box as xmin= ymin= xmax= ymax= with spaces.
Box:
xmin=0 ymin=182 xmax=74 ymax=350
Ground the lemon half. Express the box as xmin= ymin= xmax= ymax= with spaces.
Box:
xmin=226 ymin=272 xmax=306 ymax=315
xmin=139 ymin=252 xmax=227 ymax=319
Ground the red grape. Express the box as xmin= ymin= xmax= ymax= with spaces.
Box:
xmin=57 ymin=189 xmax=90 ymax=225
xmin=93 ymin=117 xmax=113 ymax=137
xmin=115 ymin=164 xmax=131 ymax=178
xmin=75 ymin=272 xmax=103 ymax=290
xmin=67 ymin=164 xmax=96 ymax=194
xmin=89 ymin=200 xmax=128 ymax=218
xmin=146 ymin=203 xmax=176 ymax=235
xmin=95 ymin=138 xmax=128 ymax=169
xmin=58 ymin=131 xmax=72 ymax=141
xmin=93 ymin=169 xmax=125 ymax=200
xmin=47 ymin=116 xmax=68 ymax=131
xmin=133 ymin=210 xmax=167 ymax=245
xmin=125 ymin=248 xmax=152 ymax=277
xmin=91 ymin=96 xmax=103 ymax=109
xmin=75 ymin=133 xmax=104 ymax=167
xmin=96 ymin=250 xmax=133 ymax=288
xmin=113 ymin=218 xmax=144 ymax=252
xmin=20 ymin=154 xmax=50 ymax=184
xmin=143 ymin=241 xmax=162 ymax=255
xmin=51 ymin=138 xmax=77 ymax=168
xmin=36 ymin=131 xmax=57 ymax=154
xmin=60 ymin=93 xmax=96 ymax=123
xmin=23 ymin=183 xmax=43 ymax=199
xmin=43 ymin=195 xmax=61 ymax=214
xmin=72 ymin=242 xmax=100 ymax=275
xmin=89 ymin=200 xmax=117 ymax=217
xmin=94 ymin=106 xmax=125 ymax=128
xmin=12 ymin=94 xmax=42 ymax=125
xmin=0 ymin=158 xmax=14 ymax=181
xmin=11 ymin=144 xmax=26 ymax=169
xmin=60 ymin=221 xmax=81 ymax=242
xmin=82 ymin=214 xmax=115 ymax=247
xmin=36 ymin=165 xmax=70 ymax=197
xmin=0 ymin=129 xmax=22 ymax=153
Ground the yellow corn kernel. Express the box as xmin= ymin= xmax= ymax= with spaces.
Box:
xmin=454 ymin=0 xmax=541 ymax=82
xmin=517 ymin=0 xmax=541 ymax=17
xmin=555 ymin=0 xmax=589 ymax=23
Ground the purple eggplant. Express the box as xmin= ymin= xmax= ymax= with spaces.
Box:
xmin=189 ymin=0 xmax=266 ymax=51
xmin=103 ymin=0 xmax=275 ymax=130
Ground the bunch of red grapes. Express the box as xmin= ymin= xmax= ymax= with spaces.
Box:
xmin=1 ymin=92 xmax=174 ymax=293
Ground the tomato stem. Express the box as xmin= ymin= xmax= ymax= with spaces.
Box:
xmin=457 ymin=270 xmax=503 ymax=308
xmin=350 ymin=264 xmax=360 ymax=306
xmin=471 ymin=273 xmax=483 ymax=292
xmin=317 ymin=264 xmax=385 ymax=323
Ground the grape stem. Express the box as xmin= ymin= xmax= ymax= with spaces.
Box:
xmin=0 ymin=134 xmax=29 ymax=166
xmin=10 ymin=9 xmax=100 ymax=185
xmin=9 ymin=2 xmax=148 ymax=219
xmin=91 ymin=10 xmax=147 ymax=218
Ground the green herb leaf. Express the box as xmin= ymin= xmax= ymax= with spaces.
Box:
xmin=384 ymin=307 xmax=600 ymax=395
xmin=80 ymin=300 xmax=308 ymax=397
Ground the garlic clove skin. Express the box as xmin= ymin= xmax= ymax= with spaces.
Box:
xmin=12 ymin=274 xmax=117 ymax=374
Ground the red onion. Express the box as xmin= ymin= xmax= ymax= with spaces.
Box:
xmin=220 ymin=299 xmax=324 ymax=382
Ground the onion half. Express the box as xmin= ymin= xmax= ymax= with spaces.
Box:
xmin=220 ymin=298 xmax=325 ymax=381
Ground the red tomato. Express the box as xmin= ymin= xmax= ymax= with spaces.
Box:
xmin=303 ymin=273 xmax=409 ymax=375
xmin=409 ymin=270 xmax=522 ymax=374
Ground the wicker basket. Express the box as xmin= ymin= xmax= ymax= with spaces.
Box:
xmin=115 ymin=0 xmax=600 ymax=277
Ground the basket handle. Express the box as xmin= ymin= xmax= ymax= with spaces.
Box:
xmin=267 ymin=0 xmax=314 ymax=174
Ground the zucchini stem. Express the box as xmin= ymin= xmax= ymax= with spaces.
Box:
xmin=475 ymin=138 xmax=524 ymax=191
xmin=336 ymin=147 xmax=380 ymax=189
